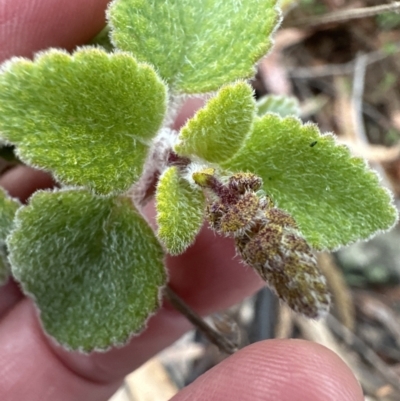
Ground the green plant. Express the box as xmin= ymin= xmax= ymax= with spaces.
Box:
xmin=0 ymin=0 xmax=397 ymax=352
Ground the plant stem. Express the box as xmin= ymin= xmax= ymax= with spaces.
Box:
xmin=164 ymin=285 xmax=238 ymax=354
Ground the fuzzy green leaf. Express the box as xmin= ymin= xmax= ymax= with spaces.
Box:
xmin=0 ymin=48 xmax=167 ymax=195
xmin=257 ymin=95 xmax=300 ymax=117
xmin=108 ymin=0 xmax=280 ymax=93
xmin=0 ymin=188 xmax=20 ymax=284
xmin=222 ymin=115 xmax=398 ymax=249
xmin=88 ymin=25 xmax=115 ymax=52
xmin=156 ymin=166 xmax=205 ymax=255
xmin=174 ymin=82 xmax=256 ymax=163
xmin=8 ymin=190 xmax=166 ymax=351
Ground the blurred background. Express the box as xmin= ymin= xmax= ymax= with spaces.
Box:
xmin=108 ymin=0 xmax=400 ymax=399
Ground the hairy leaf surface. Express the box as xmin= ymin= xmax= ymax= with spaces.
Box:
xmin=8 ymin=190 xmax=166 ymax=351
xmin=108 ymin=0 xmax=280 ymax=93
xmin=174 ymin=82 xmax=256 ymax=163
xmin=223 ymin=115 xmax=398 ymax=249
xmin=156 ymin=166 xmax=205 ymax=255
xmin=257 ymin=95 xmax=300 ymax=117
xmin=0 ymin=48 xmax=167 ymax=195
xmin=0 ymin=188 xmax=20 ymax=284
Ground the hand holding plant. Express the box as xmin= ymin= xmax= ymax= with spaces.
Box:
xmin=0 ymin=0 xmax=392 ymax=400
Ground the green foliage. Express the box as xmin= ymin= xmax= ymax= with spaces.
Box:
xmin=108 ymin=0 xmax=280 ymax=93
xmin=0 ymin=0 xmax=396 ymax=345
xmin=222 ymin=114 xmax=398 ymax=250
xmin=377 ymin=12 xmax=400 ymax=30
xmin=175 ymin=82 xmax=256 ymax=163
xmin=8 ymin=190 xmax=166 ymax=351
xmin=0 ymin=188 xmax=20 ymax=284
xmin=156 ymin=166 xmax=205 ymax=255
xmin=257 ymin=94 xmax=300 ymax=117
xmin=0 ymin=48 xmax=167 ymax=195
xmin=88 ymin=25 xmax=115 ymax=52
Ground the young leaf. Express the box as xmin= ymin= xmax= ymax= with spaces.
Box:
xmin=8 ymin=190 xmax=166 ymax=352
xmin=108 ymin=0 xmax=280 ymax=93
xmin=156 ymin=166 xmax=205 ymax=255
xmin=222 ymin=114 xmax=398 ymax=250
xmin=0 ymin=48 xmax=167 ymax=195
xmin=257 ymin=95 xmax=300 ymax=117
xmin=0 ymin=188 xmax=20 ymax=284
xmin=88 ymin=25 xmax=115 ymax=52
xmin=174 ymin=82 xmax=256 ymax=163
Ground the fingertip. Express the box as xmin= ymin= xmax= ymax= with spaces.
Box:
xmin=0 ymin=166 xmax=54 ymax=202
xmin=0 ymin=278 xmax=23 ymax=319
xmin=173 ymin=339 xmax=363 ymax=401
xmin=172 ymin=97 xmax=206 ymax=130
xmin=0 ymin=0 xmax=109 ymax=61
xmin=0 ymin=299 xmax=121 ymax=401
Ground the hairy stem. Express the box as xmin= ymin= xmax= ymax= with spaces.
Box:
xmin=164 ymin=285 xmax=238 ymax=354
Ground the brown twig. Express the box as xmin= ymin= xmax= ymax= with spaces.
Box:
xmin=289 ymin=42 xmax=400 ymax=79
xmin=355 ymin=291 xmax=400 ymax=349
xmin=317 ymin=253 xmax=355 ymax=331
xmin=350 ymin=53 xmax=395 ymax=191
xmin=164 ymin=286 xmax=238 ymax=355
xmin=291 ymin=2 xmax=400 ymax=28
xmin=327 ymin=315 xmax=400 ymax=392
xmin=352 ymin=53 xmax=369 ymax=145
xmin=274 ymin=304 xmax=294 ymax=338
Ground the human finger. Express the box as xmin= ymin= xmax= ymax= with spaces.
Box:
xmin=0 ymin=165 xmax=54 ymax=202
xmin=0 ymin=299 xmax=121 ymax=401
xmin=0 ymin=278 xmax=22 ymax=318
xmin=0 ymin=0 xmax=109 ymax=61
xmin=1 ymin=300 xmax=364 ymax=401
xmin=171 ymin=339 xmax=364 ymax=401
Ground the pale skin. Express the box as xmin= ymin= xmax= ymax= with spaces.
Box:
xmin=0 ymin=1 xmax=364 ymax=400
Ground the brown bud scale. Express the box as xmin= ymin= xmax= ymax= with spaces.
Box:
xmin=194 ymin=169 xmax=331 ymax=319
